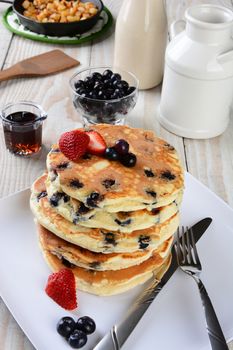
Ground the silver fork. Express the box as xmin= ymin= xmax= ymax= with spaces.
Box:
xmin=175 ymin=226 xmax=228 ymax=350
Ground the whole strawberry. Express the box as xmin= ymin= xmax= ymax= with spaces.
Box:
xmin=45 ymin=268 xmax=77 ymax=310
xmin=59 ymin=130 xmax=90 ymax=161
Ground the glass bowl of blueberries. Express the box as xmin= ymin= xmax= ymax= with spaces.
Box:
xmin=69 ymin=66 xmax=138 ymax=126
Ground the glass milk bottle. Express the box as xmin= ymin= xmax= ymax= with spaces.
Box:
xmin=114 ymin=0 xmax=167 ymax=90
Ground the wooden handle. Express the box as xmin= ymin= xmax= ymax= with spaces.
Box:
xmin=0 ymin=65 xmax=24 ymax=82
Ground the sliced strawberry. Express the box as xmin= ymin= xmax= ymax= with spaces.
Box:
xmin=45 ymin=268 xmax=77 ymax=310
xmin=86 ymin=131 xmax=106 ymax=156
xmin=59 ymin=130 xmax=90 ymax=161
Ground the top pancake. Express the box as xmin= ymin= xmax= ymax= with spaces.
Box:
xmin=47 ymin=125 xmax=184 ymax=212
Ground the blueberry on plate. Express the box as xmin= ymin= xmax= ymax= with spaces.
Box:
xmin=68 ymin=329 xmax=87 ymax=349
xmin=56 ymin=316 xmax=76 ymax=338
xmin=76 ymin=316 xmax=96 ymax=335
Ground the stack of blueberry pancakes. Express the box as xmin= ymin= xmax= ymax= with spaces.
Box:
xmin=30 ymin=124 xmax=184 ymax=296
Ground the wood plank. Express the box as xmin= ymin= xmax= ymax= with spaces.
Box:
xmin=0 ymin=4 xmax=13 ymax=67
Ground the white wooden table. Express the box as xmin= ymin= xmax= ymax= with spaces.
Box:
xmin=0 ymin=0 xmax=232 ymax=349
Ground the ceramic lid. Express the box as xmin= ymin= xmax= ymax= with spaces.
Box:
xmin=166 ymin=31 xmax=233 ymax=80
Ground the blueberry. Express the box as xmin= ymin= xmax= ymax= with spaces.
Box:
xmin=102 ymin=69 xmax=113 ymax=79
xmin=115 ymin=88 xmax=124 ymax=97
xmin=102 ymin=179 xmax=115 ymax=189
xmin=76 ymin=316 xmax=96 ymax=335
xmin=97 ymin=91 xmax=106 ymax=100
xmin=88 ymin=91 xmax=97 ymax=99
xmin=84 ymin=76 xmax=94 ymax=90
xmin=78 ymin=203 xmax=90 ymax=214
xmin=111 ymin=90 xmax=121 ymax=99
xmin=104 ymin=232 xmax=116 ymax=245
xmin=37 ymin=191 xmax=47 ymax=201
xmin=114 ymin=218 xmax=131 ymax=226
xmin=114 ymin=139 xmax=129 ymax=155
xmin=76 ymin=88 xmax=86 ymax=95
xmin=105 ymin=88 xmax=114 ymax=99
xmin=49 ymin=192 xmax=62 ymax=207
xmin=120 ymin=152 xmax=137 ymax=167
xmin=115 ymin=81 xmax=125 ymax=90
xmin=161 ymin=170 xmax=176 ymax=180
xmin=57 ymin=162 xmax=69 ymax=169
xmin=105 ymin=147 xmax=119 ymax=161
xmin=61 ymin=257 xmax=75 ymax=268
xmin=121 ymin=80 xmax=129 ymax=91
xmin=86 ymin=192 xmax=103 ymax=208
xmin=145 ymin=189 xmax=157 ymax=198
xmin=112 ymin=79 xmax=120 ymax=88
xmin=103 ymin=79 xmax=112 ymax=88
xmin=68 ymin=329 xmax=87 ymax=349
xmin=110 ymin=73 xmax=121 ymax=82
xmin=126 ymin=86 xmax=136 ymax=96
xmin=138 ymin=235 xmax=150 ymax=249
xmin=144 ymin=169 xmax=155 ymax=177
xmin=89 ymin=261 xmax=101 ymax=269
xmin=56 ymin=316 xmax=76 ymax=338
xmin=74 ymin=80 xmax=84 ymax=90
xmin=80 ymin=93 xmax=88 ymax=98
xmin=70 ymin=179 xmax=84 ymax=188
xmin=91 ymin=72 xmax=102 ymax=81
xmin=84 ymin=76 xmax=93 ymax=84
xmin=93 ymin=82 xmax=103 ymax=92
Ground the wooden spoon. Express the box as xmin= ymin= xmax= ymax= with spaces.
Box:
xmin=0 ymin=49 xmax=80 ymax=82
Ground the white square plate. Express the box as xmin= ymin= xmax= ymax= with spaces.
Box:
xmin=0 ymin=172 xmax=233 ymax=350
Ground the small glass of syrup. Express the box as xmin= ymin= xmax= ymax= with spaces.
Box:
xmin=1 ymin=101 xmax=47 ymax=156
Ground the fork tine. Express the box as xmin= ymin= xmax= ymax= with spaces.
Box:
xmin=181 ymin=226 xmax=188 ymax=264
xmin=186 ymin=226 xmax=194 ymax=264
xmin=175 ymin=227 xmax=183 ymax=262
xmin=190 ymin=228 xmax=201 ymax=266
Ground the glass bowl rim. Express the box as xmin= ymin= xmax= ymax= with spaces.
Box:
xmin=69 ymin=65 xmax=139 ymax=103
xmin=0 ymin=100 xmax=47 ymax=125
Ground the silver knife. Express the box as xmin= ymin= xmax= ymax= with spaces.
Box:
xmin=93 ymin=217 xmax=212 ymax=350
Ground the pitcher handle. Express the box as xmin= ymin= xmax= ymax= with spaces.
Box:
xmin=170 ymin=19 xmax=186 ymax=40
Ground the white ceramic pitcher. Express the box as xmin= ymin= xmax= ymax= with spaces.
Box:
xmin=159 ymin=4 xmax=233 ymax=139
xmin=114 ymin=0 xmax=167 ymax=90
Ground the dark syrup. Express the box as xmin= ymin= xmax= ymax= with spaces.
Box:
xmin=3 ymin=111 xmax=42 ymax=156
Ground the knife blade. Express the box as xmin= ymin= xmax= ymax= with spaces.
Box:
xmin=93 ymin=217 xmax=212 ymax=350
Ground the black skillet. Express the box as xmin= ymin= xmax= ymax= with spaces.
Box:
xmin=0 ymin=0 xmax=103 ymax=36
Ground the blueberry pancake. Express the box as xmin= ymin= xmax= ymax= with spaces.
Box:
xmin=30 ymin=176 xmax=179 ymax=254
xmin=46 ymin=176 xmax=182 ymax=232
xmin=46 ymin=124 xmax=184 ymax=213
xmin=39 ymin=229 xmax=172 ymax=296
xmin=37 ymin=223 xmax=173 ymax=271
